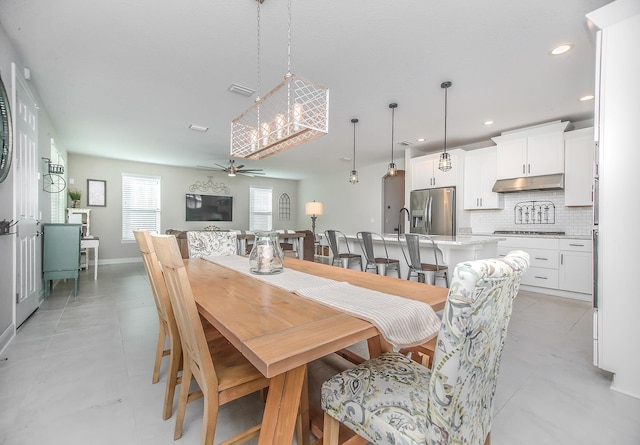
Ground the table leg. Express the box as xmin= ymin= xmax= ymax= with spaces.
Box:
xmin=93 ymin=246 xmax=99 ymax=280
xmin=258 ymin=365 xmax=307 ymax=445
xmin=298 ymin=236 xmax=304 ymax=260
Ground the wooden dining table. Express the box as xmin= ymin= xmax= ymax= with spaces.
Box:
xmin=186 ymin=256 xmax=448 ymax=445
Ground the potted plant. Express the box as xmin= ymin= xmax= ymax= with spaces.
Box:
xmin=68 ymin=189 xmax=82 ymax=208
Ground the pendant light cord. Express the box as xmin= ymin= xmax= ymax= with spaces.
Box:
xmin=256 ymin=0 xmax=261 ymax=99
xmin=443 ymin=85 xmax=448 ymax=154
xmin=391 ymin=106 xmax=395 ymax=164
xmin=353 ymin=119 xmax=357 ymax=170
xmin=287 ymin=0 xmax=292 ymax=76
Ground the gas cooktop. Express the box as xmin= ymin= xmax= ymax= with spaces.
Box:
xmin=493 ymin=230 xmax=566 ymax=236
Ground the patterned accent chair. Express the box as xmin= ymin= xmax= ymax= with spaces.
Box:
xmin=186 ymin=230 xmax=237 ymax=258
xmin=321 ymin=250 xmax=530 ymax=445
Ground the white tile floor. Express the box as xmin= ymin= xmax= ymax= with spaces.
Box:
xmin=1 ymin=263 xmax=639 ymax=445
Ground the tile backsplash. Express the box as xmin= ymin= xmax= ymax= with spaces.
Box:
xmin=468 ymin=190 xmax=593 ymax=236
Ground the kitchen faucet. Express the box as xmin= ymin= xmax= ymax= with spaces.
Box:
xmin=398 ymin=207 xmax=410 ymax=235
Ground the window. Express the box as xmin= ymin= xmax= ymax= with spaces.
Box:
xmin=249 ymin=186 xmax=272 ymax=231
xmin=49 ymin=138 xmax=66 ymax=223
xmin=122 ymin=173 xmax=161 ymax=241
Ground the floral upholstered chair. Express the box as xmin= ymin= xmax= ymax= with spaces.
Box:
xmin=186 ymin=230 xmax=237 ymax=258
xmin=321 ymin=250 xmax=530 ymax=445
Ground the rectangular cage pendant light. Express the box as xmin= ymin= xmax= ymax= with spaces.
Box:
xmin=230 ymin=74 xmax=329 ymax=160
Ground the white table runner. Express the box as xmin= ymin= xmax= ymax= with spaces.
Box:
xmin=204 ymin=255 xmax=441 ymax=347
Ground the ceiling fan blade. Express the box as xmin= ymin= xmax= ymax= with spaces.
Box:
xmin=214 ymin=163 xmax=228 ymax=170
xmin=196 ymin=165 xmax=222 ymax=171
xmin=235 ymin=164 xmax=245 ymax=169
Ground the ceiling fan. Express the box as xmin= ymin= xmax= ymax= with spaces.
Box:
xmin=198 ymin=159 xmax=265 ymax=177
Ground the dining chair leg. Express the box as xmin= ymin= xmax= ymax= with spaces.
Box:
xmin=163 ymin=347 xmax=182 ymax=420
xmin=323 ymin=413 xmax=340 ymax=445
xmin=174 ymin=359 xmax=193 ymax=440
xmin=485 ymin=432 xmax=491 ymax=445
xmin=202 ymin=387 xmax=219 ymax=445
xmin=152 ymin=321 xmax=167 ymax=384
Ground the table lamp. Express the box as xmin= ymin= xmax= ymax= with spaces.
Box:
xmin=305 ymin=200 xmax=323 ymax=240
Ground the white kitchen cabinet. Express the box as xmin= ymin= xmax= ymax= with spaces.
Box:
xmin=493 ymin=121 xmax=569 ymax=179
xmin=463 ymin=146 xmax=503 ymax=210
xmin=558 ymin=239 xmax=592 ymax=294
xmin=564 ymin=128 xmax=595 ymax=207
xmin=498 ymin=237 xmax=559 ymax=290
xmin=410 ymin=152 xmax=458 ymax=190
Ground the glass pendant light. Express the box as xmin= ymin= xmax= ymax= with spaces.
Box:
xmin=387 ymin=103 xmax=398 ymax=176
xmin=439 ymin=81 xmax=452 ymax=172
xmin=349 ymin=118 xmax=359 ymax=184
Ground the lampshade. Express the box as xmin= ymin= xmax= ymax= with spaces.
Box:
xmin=305 ymin=201 xmax=323 ymax=216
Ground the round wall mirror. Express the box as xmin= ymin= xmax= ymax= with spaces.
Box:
xmin=0 ymin=74 xmax=13 ymax=184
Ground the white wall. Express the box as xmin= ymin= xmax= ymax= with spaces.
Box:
xmin=67 ymin=154 xmax=300 ymax=262
xmin=298 ymin=159 xmax=404 ymax=237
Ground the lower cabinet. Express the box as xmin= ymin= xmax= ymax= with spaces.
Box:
xmin=558 ymin=239 xmax=592 ymax=294
xmin=498 ymin=236 xmax=592 ymax=297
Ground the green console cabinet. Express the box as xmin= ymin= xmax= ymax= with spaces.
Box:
xmin=43 ymin=223 xmax=81 ymax=297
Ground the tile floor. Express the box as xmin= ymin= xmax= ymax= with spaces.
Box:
xmin=1 ymin=263 xmax=639 ymax=445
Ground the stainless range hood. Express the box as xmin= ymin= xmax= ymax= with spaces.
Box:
xmin=492 ymin=173 xmax=564 ymax=193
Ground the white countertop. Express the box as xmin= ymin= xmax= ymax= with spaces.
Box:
xmin=345 ymin=233 xmax=506 ymax=247
xmin=473 ymin=232 xmax=591 ymax=240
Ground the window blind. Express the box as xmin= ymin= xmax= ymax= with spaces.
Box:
xmin=122 ymin=174 xmax=161 ymax=241
xmin=50 ymin=139 xmax=66 ymax=223
xmin=249 ymin=186 xmax=272 ymax=231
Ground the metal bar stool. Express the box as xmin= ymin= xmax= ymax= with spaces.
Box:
xmin=324 ymin=229 xmax=363 ymax=270
xmin=357 ymin=231 xmax=400 ymax=277
xmin=399 ymin=232 xmax=449 ymax=286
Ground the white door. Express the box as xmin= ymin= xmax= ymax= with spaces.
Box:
xmin=13 ymin=63 xmax=41 ymax=327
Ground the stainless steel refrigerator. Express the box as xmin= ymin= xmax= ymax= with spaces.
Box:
xmin=409 ymin=187 xmax=456 ymax=236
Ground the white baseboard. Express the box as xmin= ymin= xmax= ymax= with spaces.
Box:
xmin=519 ymin=284 xmax=591 ymax=302
xmin=0 ymin=323 xmax=16 ymax=357
xmin=96 ymin=257 xmax=142 ymax=266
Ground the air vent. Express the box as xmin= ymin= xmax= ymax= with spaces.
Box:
xmin=189 ymin=124 xmax=209 ymax=132
xmin=227 ymin=83 xmax=255 ymax=97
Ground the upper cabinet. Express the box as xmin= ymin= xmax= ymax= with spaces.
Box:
xmin=492 ymin=121 xmax=569 ymax=179
xmin=564 ymin=127 xmax=595 ymax=207
xmin=463 ymin=146 xmax=504 ymax=210
xmin=410 ymin=151 xmax=459 ymax=190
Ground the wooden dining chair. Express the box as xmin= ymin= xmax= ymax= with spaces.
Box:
xmin=186 ymin=230 xmax=237 ymax=258
xmin=134 ymin=230 xmax=224 ymax=421
xmin=151 ymin=233 xmax=273 ymax=445
xmin=321 ymin=251 xmax=530 ymax=445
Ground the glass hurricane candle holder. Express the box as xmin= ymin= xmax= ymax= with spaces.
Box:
xmin=249 ymin=231 xmax=285 ymax=275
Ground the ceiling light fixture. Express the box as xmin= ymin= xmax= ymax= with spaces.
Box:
xmin=230 ymin=0 xmax=329 ymax=160
xmin=579 ymin=94 xmax=595 ymax=101
xmin=550 ymin=43 xmax=573 ymax=55
xmin=438 ymin=81 xmax=453 ymax=172
xmin=484 ymin=120 xmax=494 ymax=126
xmin=387 ymin=103 xmax=398 ymax=177
xmin=349 ymin=118 xmax=359 ymax=184
xmin=417 ymin=138 xmax=426 ymax=142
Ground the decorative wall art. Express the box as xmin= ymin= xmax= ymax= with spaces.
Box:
xmin=87 ymin=179 xmax=106 ymax=206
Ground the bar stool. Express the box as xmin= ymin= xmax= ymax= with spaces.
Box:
xmin=357 ymin=231 xmax=400 ymax=277
xmin=325 ymin=230 xmax=363 ymax=270
xmin=399 ymin=232 xmax=449 ymax=286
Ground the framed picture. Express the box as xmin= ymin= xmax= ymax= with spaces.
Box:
xmin=87 ymin=179 xmax=106 ymax=207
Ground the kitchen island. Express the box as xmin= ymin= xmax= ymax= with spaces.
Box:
xmin=341 ymin=233 xmax=506 ymax=283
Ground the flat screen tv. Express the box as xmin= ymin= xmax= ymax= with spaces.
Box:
xmin=185 ymin=194 xmax=233 ymax=222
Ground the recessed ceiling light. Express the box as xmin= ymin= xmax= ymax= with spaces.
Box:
xmin=189 ymin=124 xmax=209 ymax=132
xmin=417 ymin=138 xmax=426 ymax=142
xmin=339 ymin=156 xmax=352 ymax=162
xmin=579 ymin=94 xmax=595 ymax=101
xmin=550 ymin=43 xmax=573 ymax=55
xmin=484 ymin=120 xmax=494 ymax=126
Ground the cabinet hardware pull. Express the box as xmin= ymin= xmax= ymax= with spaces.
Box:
xmin=476 ymin=198 xmax=479 ymax=206
xmin=534 ymin=257 xmax=548 ymax=260
xmin=522 ymin=164 xmax=525 ymax=174
xmin=561 ymin=254 xmax=563 ymax=265
xmin=480 ymin=198 xmax=482 ymax=206
xmin=528 ymin=164 xmax=531 ymax=174
xmin=569 ymin=243 xmax=584 ymax=247
xmin=534 ymin=276 xmax=548 ymax=279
